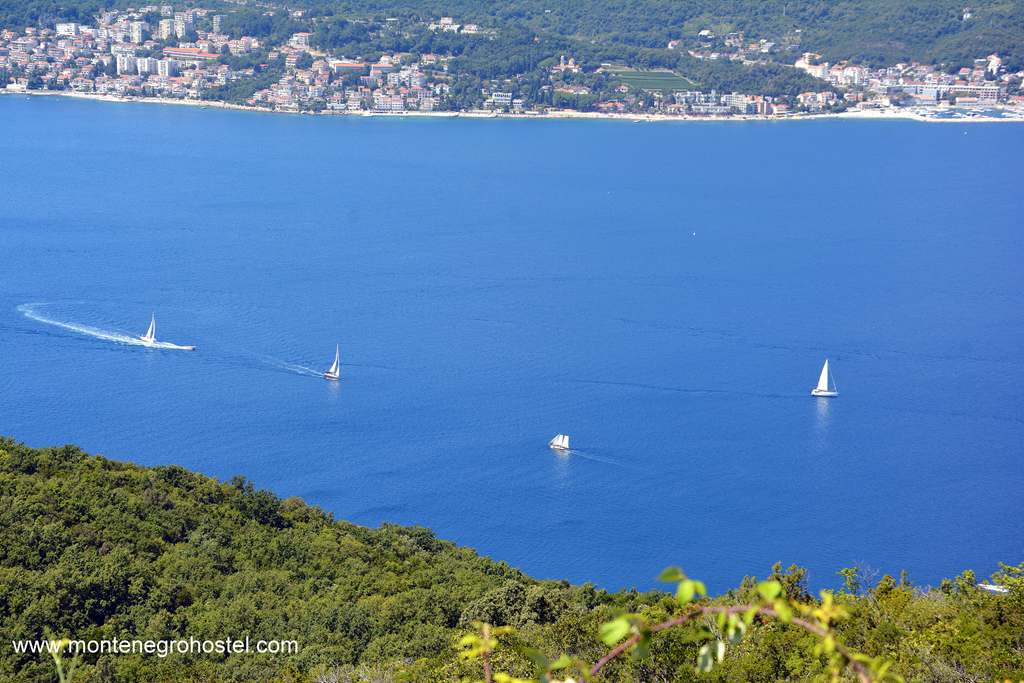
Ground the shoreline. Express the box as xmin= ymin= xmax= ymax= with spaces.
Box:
xmin=4 ymin=88 xmax=1024 ymax=124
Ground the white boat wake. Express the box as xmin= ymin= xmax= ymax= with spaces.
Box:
xmin=251 ymin=353 xmax=325 ymax=378
xmin=568 ymin=450 xmax=625 ymax=467
xmin=258 ymin=345 xmax=343 ymax=380
xmin=18 ymin=303 xmax=196 ymax=350
xmin=276 ymin=361 xmax=324 ymax=378
xmin=20 ymin=303 xmax=344 ymax=374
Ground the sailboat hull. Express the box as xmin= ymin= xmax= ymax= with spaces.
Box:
xmin=323 ymin=373 xmax=340 ymax=381
xmin=811 ymin=389 xmax=838 ymax=397
xmin=548 ymin=435 xmax=570 ymax=450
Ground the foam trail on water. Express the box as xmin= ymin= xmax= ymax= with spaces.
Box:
xmin=277 ymin=362 xmax=323 ymax=378
xmin=250 ymin=353 xmax=325 ymax=378
xmin=18 ymin=303 xmax=195 ymax=350
xmin=567 ymin=450 xmax=626 ymax=467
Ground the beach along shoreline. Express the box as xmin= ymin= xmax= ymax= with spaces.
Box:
xmin=4 ymin=88 xmax=1023 ymax=123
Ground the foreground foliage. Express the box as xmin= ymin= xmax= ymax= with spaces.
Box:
xmin=0 ymin=438 xmax=1021 ymax=682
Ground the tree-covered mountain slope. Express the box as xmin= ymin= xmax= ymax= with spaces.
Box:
xmin=1 ymin=438 xmax=1021 ymax=682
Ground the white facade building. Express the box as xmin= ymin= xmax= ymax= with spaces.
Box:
xmin=158 ymin=19 xmax=174 ymax=40
xmin=130 ymin=21 xmax=147 ymax=44
xmin=157 ymin=58 xmax=179 ymax=77
xmin=136 ymin=57 xmax=158 ymax=75
xmin=116 ymin=54 xmax=137 ymax=75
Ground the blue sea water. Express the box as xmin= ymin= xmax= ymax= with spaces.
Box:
xmin=1 ymin=95 xmax=1022 ymax=593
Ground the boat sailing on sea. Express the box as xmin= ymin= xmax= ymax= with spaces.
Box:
xmin=811 ymin=359 xmax=838 ymax=397
xmin=140 ymin=314 xmax=156 ymax=344
xmin=548 ymin=434 xmax=570 ymax=451
xmin=138 ymin=313 xmax=196 ymax=351
xmin=324 ymin=344 xmax=341 ymax=381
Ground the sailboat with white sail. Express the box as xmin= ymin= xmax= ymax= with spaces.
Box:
xmin=138 ymin=313 xmax=196 ymax=350
xmin=811 ymin=359 xmax=838 ymax=397
xmin=548 ymin=434 xmax=570 ymax=451
xmin=140 ymin=314 xmax=156 ymax=344
xmin=324 ymin=344 xmax=341 ymax=381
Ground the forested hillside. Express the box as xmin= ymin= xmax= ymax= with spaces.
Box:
xmin=2 ymin=0 xmax=1023 ymax=69
xmin=1 ymin=438 xmax=1021 ymax=682
xmin=313 ymin=0 xmax=1024 ymax=67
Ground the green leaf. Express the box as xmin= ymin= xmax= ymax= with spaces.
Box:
xmin=692 ymin=580 xmax=707 ymax=597
xmin=697 ymin=643 xmax=714 ymax=672
xmin=494 ymin=675 xmax=534 ymax=683
xmin=676 ymin=580 xmax=696 ymax=604
xmin=599 ymin=617 xmax=631 ymax=645
xmin=727 ymin=616 xmax=746 ymax=645
xmin=548 ymin=654 xmax=573 ymax=671
xmin=773 ymin=599 xmax=793 ymax=623
xmin=676 ymin=627 xmax=716 ymax=644
xmin=658 ymin=566 xmax=685 ymax=583
xmin=715 ymin=639 xmax=726 ymax=662
xmin=757 ymin=580 xmax=782 ymax=602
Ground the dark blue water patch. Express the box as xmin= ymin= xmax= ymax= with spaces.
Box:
xmin=1 ymin=95 xmax=1022 ymax=593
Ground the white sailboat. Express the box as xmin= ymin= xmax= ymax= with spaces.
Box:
xmin=324 ymin=344 xmax=341 ymax=381
xmin=548 ymin=434 xmax=570 ymax=450
xmin=140 ymin=313 xmax=156 ymax=344
xmin=811 ymin=359 xmax=839 ymax=397
xmin=137 ymin=313 xmax=196 ymax=350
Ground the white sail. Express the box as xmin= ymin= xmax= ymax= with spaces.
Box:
xmin=329 ymin=345 xmax=340 ymax=375
xmin=324 ymin=344 xmax=340 ymax=379
xmin=816 ymin=360 xmax=830 ymax=392
xmin=560 ymin=434 xmax=569 ymax=449
xmin=549 ymin=434 xmax=569 ymax=449
xmin=142 ymin=314 xmax=156 ymax=341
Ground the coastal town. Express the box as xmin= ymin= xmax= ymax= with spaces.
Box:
xmin=2 ymin=4 xmax=1023 ymax=120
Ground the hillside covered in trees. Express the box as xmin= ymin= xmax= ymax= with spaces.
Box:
xmin=1 ymin=438 xmax=1021 ymax=682
xmin=3 ymin=0 xmax=1023 ymax=70
xmin=309 ymin=0 xmax=1024 ymax=68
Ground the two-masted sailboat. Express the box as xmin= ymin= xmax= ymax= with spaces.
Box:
xmin=323 ymin=344 xmax=341 ymax=381
xmin=548 ymin=434 xmax=570 ymax=451
xmin=811 ymin=359 xmax=839 ymax=397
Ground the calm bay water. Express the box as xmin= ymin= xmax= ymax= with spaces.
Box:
xmin=1 ymin=95 xmax=1022 ymax=592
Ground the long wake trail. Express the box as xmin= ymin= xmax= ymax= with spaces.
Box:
xmin=20 ymin=303 xmax=337 ymax=376
xmin=17 ymin=303 xmax=193 ymax=350
xmin=265 ymin=359 xmax=324 ymax=378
